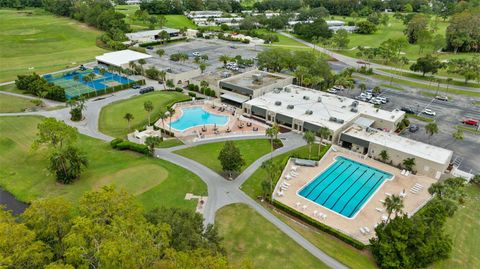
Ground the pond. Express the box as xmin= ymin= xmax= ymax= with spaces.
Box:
xmin=0 ymin=188 xmax=27 ymax=215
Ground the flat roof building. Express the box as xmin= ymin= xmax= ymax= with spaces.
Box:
xmin=218 ymin=70 xmax=294 ymax=106
xmin=340 ymin=124 xmax=453 ymax=178
xmin=126 ymin=28 xmax=181 ymax=44
xmin=187 ymin=11 xmax=223 ymax=18
xmin=95 ymin=50 xmax=152 ymax=68
xmin=243 ymin=85 xmax=404 ymax=141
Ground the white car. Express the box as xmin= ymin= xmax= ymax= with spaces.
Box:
xmin=327 ymin=88 xmax=339 ymax=94
xmin=192 ymin=52 xmax=200 ymax=56
xmin=422 ymin=109 xmax=436 ymax=116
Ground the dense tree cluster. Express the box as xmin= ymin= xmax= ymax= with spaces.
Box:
xmin=15 ymin=74 xmax=66 ymax=101
xmin=370 ymin=178 xmax=466 ymax=269
xmin=253 ymin=0 xmax=302 ymax=12
xmin=0 ymin=187 xmax=229 ymax=269
xmin=293 ymin=19 xmax=332 ymax=40
xmin=356 ymin=38 xmax=409 ymax=64
xmin=445 ymin=10 xmax=480 ymax=53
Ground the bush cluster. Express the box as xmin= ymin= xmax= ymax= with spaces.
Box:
xmin=187 ymin=84 xmax=216 ymax=97
xmin=217 ymin=33 xmax=250 ymax=44
xmin=110 ymin=138 xmax=150 ymax=156
xmin=15 ymin=73 xmax=66 ymax=101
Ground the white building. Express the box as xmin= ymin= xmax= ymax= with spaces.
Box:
xmin=187 ymin=11 xmax=223 ymax=19
xmin=95 ymin=50 xmax=152 ymax=68
xmin=242 ymin=85 xmax=405 ymax=142
xmin=125 ymin=28 xmax=181 ymax=44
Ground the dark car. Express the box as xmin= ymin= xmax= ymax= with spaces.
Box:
xmin=400 ymin=107 xmax=415 ymax=114
xmin=132 ymin=84 xmax=141 ymax=89
xmin=409 ymin=125 xmax=419 ymax=132
xmin=139 ymin=86 xmax=154 ymax=94
xmin=146 ymin=46 xmax=154 ymax=50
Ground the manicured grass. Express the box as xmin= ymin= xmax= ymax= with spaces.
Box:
xmin=216 ymin=203 xmax=329 ymax=269
xmin=474 ymin=101 xmax=480 ymax=106
xmin=378 ymin=69 xmax=480 ymax=89
xmin=115 ymin=5 xmax=197 ymax=30
xmin=456 ymin=125 xmax=480 ymax=135
xmin=272 ymin=210 xmax=377 ymax=269
xmin=406 ymin=114 xmax=434 ymax=123
xmin=0 ymin=9 xmax=106 ymax=82
xmin=432 ymin=185 xmax=480 ymax=269
xmin=174 ymin=139 xmax=272 ymax=174
xmin=157 ymin=138 xmax=183 ymax=148
xmin=0 ymin=116 xmax=206 ymax=211
xmin=257 ymin=29 xmax=308 ymax=47
xmin=98 ymin=91 xmax=190 ymax=138
xmin=241 ymin=144 xmax=327 ymax=199
xmin=0 ymin=84 xmax=27 ymax=95
xmin=372 ymin=74 xmax=480 ymax=97
xmin=380 ymin=84 xmax=405 ymax=91
xmin=0 ymin=94 xmax=37 ymax=112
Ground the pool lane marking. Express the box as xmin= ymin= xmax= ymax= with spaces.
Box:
xmin=310 ymin=163 xmax=352 ymax=202
xmin=328 ymin=168 xmax=368 ymax=211
xmin=301 ymin=160 xmax=344 ymax=198
xmin=338 ymin=172 xmax=377 ymax=217
xmin=317 ymin=166 xmax=361 ymax=206
xmin=345 ymin=173 xmax=386 ymax=217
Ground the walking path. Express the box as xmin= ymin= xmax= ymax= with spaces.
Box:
xmin=0 ymin=91 xmax=348 ymax=269
xmin=279 ymin=32 xmax=479 ymax=92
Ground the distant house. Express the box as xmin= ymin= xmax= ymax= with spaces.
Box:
xmin=187 ymin=11 xmax=223 ymax=19
xmin=125 ymin=28 xmax=182 ymax=44
xmin=125 ymin=0 xmax=141 ymax=4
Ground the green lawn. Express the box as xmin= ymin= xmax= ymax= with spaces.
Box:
xmin=241 ymin=144 xmax=327 ymax=199
xmin=378 ymin=69 xmax=480 ymax=89
xmin=157 ymin=138 xmax=183 ymax=148
xmin=406 ymin=114 xmax=435 ymax=123
xmin=115 ymin=5 xmax=197 ymax=30
xmin=456 ymin=125 xmax=480 ymax=135
xmin=257 ymin=29 xmax=308 ymax=47
xmin=216 ymin=203 xmax=329 ymax=269
xmin=0 ymin=94 xmax=37 ymax=112
xmin=0 ymin=9 xmax=106 ymax=82
xmin=98 ymin=91 xmax=190 ymax=138
xmin=174 ymin=139 xmax=272 ymax=174
xmin=432 ymin=185 xmax=480 ymax=269
xmin=380 ymin=84 xmax=405 ymax=91
xmin=0 ymin=84 xmax=27 ymax=95
xmin=0 ymin=116 xmax=206 ymax=211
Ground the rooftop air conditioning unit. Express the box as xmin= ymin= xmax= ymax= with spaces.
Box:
xmin=336 ymin=119 xmax=345 ymax=124
xmin=285 ymin=87 xmax=291 ymax=93
xmin=317 ymin=97 xmax=322 ymax=102
xmin=275 ymin=101 xmax=282 ymax=106
xmin=329 ymin=117 xmax=337 ymax=122
xmin=252 ymin=73 xmax=263 ymax=82
xmin=305 ymin=110 xmax=313 ymax=115
xmin=350 ymin=108 xmax=358 ymax=113
xmin=303 ymin=96 xmax=310 ymax=100
xmin=287 ymin=105 xmax=295 ymax=109
xmin=351 ymin=101 xmax=358 ymax=107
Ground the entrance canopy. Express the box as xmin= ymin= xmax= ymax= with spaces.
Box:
xmin=220 ymin=93 xmax=250 ymax=104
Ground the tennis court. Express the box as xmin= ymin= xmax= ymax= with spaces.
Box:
xmin=44 ymin=68 xmax=135 ymax=99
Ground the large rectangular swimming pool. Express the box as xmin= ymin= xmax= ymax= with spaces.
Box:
xmin=298 ymin=156 xmax=392 ymax=218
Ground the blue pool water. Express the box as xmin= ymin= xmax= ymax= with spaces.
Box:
xmin=299 ymin=156 xmax=392 ymax=218
xmin=170 ymin=107 xmax=229 ymax=131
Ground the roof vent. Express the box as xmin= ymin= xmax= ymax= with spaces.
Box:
xmin=275 ymin=101 xmax=282 ymax=106
xmin=351 ymin=101 xmax=358 ymax=107
xmin=285 ymin=87 xmax=291 ymax=93
xmin=350 ymin=108 xmax=358 ymax=113
xmin=287 ymin=105 xmax=295 ymax=109
xmin=337 ymin=119 xmax=345 ymax=124
xmin=305 ymin=110 xmax=313 ymax=115
xmin=329 ymin=117 xmax=337 ymax=122
xmin=303 ymin=95 xmax=310 ymax=100
xmin=317 ymin=97 xmax=322 ymax=102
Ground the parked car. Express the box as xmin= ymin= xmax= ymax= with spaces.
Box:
xmin=376 ymin=96 xmax=388 ymax=104
xmin=422 ymin=108 xmax=436 ymax=116
xmin=462 ymin=119 xmax=479 ymax=126
xmin=409 ymin=125 xmax=419 ymax=132
xmin=435 ymin=95 xmax=448 ymax=101
xmin=139 ymin=86 xmax=154 ymax=94
xmin=327 ymin=88 xmax=339 ymax=94
xmin=146 ymin=46 xmax=154 ymax=50
xmin=192 ymin=51 xmax=200 ymax=56
xmin=360 ymin=93 xmax=372 ymax=100
xmin=132 ymin=84 xmax=141 ymax=89
xmin=400 ymin=107 xmax=415 ymax=114
xmin=355 ymin=96 xmax=367 ymax=101
xmin=333 ymin=85 xmax=345 ymax=91
xmin=369 ymin=98 xmax=382 ymax=105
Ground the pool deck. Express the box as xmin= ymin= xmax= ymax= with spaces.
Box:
xmin=273 ymin=146 xmax=436 ymax=244
xmin=158 ymin=101 xmax=266 ymax=139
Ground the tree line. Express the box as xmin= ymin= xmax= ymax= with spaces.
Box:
xmin=140 ymin=0 xmax=242 ymax=15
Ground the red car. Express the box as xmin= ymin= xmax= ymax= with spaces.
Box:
xmin=463 ymin=119 xmax=479 ymax=126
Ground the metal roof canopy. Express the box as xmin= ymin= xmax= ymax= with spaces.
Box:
xmin=220 ymin=93 xmax=250 ymax=104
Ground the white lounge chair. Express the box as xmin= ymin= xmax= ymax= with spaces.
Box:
xmin=385 ymin=192 xmax=392 ymax=196
xmin=405 ymin=170 xmax=410 ymax=176
xmin=280 ymin=186 xmax=288 ymax=191
xmin=364 ymin=227 xmax=371 ymax=233
xmin=291 ymin=171 xmax=299 ymax=177
xmin=382 ymin=215 xmax=388 ymax=222
xmin=400 ymin=191 xmax=407 ymax=198
xmin=295 ymin=202 xmax=301 ymax=207
xmin=284 ymin=174 xmax=292 ymax=180
xmin=302 ymin=205 xmax=308 ymax=210
xmin=414 ymin=183 xmax=423 ymax=188
xmin=400 ymin=169 xmax=406 ymax=175
xmin=283 ymin=181 xmax=291 ymax=186
xmin=360 ymin=227 xmax=366 ymax=235
xmin=291 ymin=165 xmax=298 ymax=172
xmin=379 ymin=199 xmax=385 ymax=204
xmin=313 ymin=210 xmax=318 ymax=217
xmin=376 ymin=207 xmax=384 ymax=212
xmin=277 ymin=190 xmax=284 ymax=197
xmin=322 ymin=214 xmax=327 ymax=220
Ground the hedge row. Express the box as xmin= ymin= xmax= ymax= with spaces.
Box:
xmin=272 ymin=200 xmax=366 ymax=250
xmin=139 ymin=37 xmax=187 ymax=47
xmin=110 ymin=138 xmax=150 ymax=156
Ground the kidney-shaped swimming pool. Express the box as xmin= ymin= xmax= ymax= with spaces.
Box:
xmin=170 ymin=107 xmax=229 ymax=131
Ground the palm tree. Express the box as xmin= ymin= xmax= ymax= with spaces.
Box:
xmin=219 ymin=55 xmax=230 ymax=67
xmin=359 ymin=83 xmax=367 ymax=92
xmin=159 ymin=112 xmax=168 ymax=134
xmin=446 ymin=78 xmax=452 ymax=94
xmin=167 ymin=107 xmax=175 ymax=134
xmin=379 ymin=150 xmax=389 ymax=163
xmin=124 ymin=113 xmax=134 ymax=130
xmin=316 ymin=127 xmax=331 ymax=159
xmin=425 ymin=122 xmax=439 ymax=143
xmin=382 ymin=194 xmax=404 ymax=222
xmin=145 ymin=136 xmax=163 ymax=155
xmin=265 ymin=123 xmax=280 ymax=158
xmin=158 ymin=70 xmax=167 ymax=90
xmin=294 ymin=66 xmax=309 ymax=86
xmin=144 ymin=100 xmax=154 ymax=125
xmin=402 ymin=158 xmax=416 ymax=171
xmin=49 ymin=146 xmax=88 ymax=184
xmin=303 ymin=131 xmax=315 ymax=159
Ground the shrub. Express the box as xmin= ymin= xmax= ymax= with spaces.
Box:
xmin=174 ymin=87 xmax=183 ymax=92
xmin=272 ymin=200 xmax=366 ymax=249
xmin=110 ymin=138 xmax=150 ymax=156
xmin=188 ymin=92 xmax=196 ymax=97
